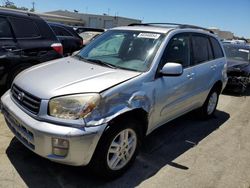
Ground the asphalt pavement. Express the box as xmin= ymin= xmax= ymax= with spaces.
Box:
xmin=0 ymin=90 xmax=250 ymax=188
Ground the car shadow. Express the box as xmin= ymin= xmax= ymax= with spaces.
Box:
xmin=6 ymin=110 xmax=230 ymax=187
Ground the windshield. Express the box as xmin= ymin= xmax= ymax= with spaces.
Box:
xmin=223 ymin=45 xmax=250 ymax=62
xmin=77 ymin=30 xmax=165 ymax=72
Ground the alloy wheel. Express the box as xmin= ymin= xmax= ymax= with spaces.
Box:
xmin=107 ymin=128 xmax=137 ymax=171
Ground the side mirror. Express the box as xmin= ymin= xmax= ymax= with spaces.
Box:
xmin=160 ymin=62 xmax=183 ymax=76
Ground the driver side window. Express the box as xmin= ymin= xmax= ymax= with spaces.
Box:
xmin=161 ymin=33 xmax=190 ymax=68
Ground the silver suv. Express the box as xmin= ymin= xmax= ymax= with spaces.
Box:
xmin=1 ymin=23 xmax=227 ymax=179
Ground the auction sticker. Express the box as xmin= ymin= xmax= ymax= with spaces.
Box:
xmin=137 ymin=33 xmax=160 ymax=39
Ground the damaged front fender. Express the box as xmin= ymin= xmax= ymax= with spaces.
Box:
xmin=84 ymin=90 xmax=153 ymax=127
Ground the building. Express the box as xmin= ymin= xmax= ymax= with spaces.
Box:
xmin=37 ymin=12 xmax=84 ymax=26
xmin=45 ymin=10 xmax=141 ymax=28
xmin=0 ymin=7 xmax=84 ymax=25
xmin=208 ymin=27 xmax=234 ymax=40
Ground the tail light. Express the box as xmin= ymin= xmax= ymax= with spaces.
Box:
xmin=51 ymin=43 xmax=63 ymax=55
xmin=80 ymin=39 xmax=83 ymax=47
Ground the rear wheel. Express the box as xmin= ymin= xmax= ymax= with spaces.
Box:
xmin=198 ymin=88 xmax=219 ymax=119
xmin=90 ymin=120 xmax=141 ymax=179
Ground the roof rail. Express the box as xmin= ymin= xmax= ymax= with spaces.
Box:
xmin=0 ymin=7 xmax=39 ymax=17
xmin=128 ymin=23 xmax=151 ymax=26
xmin=128 ymin=23 xmax=214 ymax=34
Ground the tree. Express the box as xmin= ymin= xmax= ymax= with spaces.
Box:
xmin=3 ymin=0 xmax=17 ymax=9
xmin=1 ymin=0 xmax=30 ymax=11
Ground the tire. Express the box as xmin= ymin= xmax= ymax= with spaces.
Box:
xmin=90 ymin=119 xmax=141 ymax=179
xmin=198 ymin=88 xmax=220 ymax=119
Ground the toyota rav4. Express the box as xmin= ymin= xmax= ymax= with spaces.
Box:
xmin=1 ymin=23 xmax=227 ymax=179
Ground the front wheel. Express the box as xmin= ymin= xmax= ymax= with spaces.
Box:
xmin=90 ymin=120 xmax=140 ymax=179
xmin=198 ymin=88 xmax=219 ymax=119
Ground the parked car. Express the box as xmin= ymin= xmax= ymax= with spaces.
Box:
xmin=48 ymin=22 xmax=83 ymax=55
xmin=1 ymin=23 xmax=227 ymax=179
xmin=0 ymin=8 xmax=63 ymax=90
xmin=73 ymin=26 xmax=104 ymax=34
xmin=79 ymin=31 xmax=103 ymax=47
xmin=223 ymin=43 xmax=250 ymax=93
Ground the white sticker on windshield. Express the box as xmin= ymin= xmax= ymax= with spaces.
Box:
xmin=239 ymin=49 xmax=249 ymax=53
xmin=137 ymin=33 xmax=160 ymax=39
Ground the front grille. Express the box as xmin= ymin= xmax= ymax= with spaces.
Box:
xmin=2 ymin=107 xmax=35 ymax=150
xmin=11 ymin=85 xmax=41 ymax=115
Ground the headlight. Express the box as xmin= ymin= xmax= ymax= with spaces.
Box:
xmin=49 ymin=94 xmax=100 ymax=120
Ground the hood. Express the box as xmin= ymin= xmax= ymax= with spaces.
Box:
xmin=227 ymin=58 xmax=250 ymax=73
xmin=14 ymin=57 xmax=141 ymax=99
xmin=227 ymin=58 xmax=249 ymax=68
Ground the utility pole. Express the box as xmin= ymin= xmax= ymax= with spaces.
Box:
xmin=31 ymin=1 xmax=35 ymax=12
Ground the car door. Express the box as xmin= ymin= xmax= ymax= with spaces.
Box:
xmin=8 ymin=16 xmax=43 ymax=63
xmin=190 ymin=34 xmax=216 ymax=103
xmin=153 ymin=33 xmax=198 ymax=128
xmin=0 ymin=17 xmax=20 ymax=51
xmin=0 ymin=16 xmax=21 ymax=86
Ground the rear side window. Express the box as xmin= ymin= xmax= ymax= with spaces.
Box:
xmin=0 ymin=17 xmax=13 ymax=38
xmin=9 ymin=17 xmax=40 ymax=38
xmin=210 ymin=37 xmax=224 ymax=58
xmin=51 ymin=26 xmax=72 ymax=37
xmin=192 ymin=35 xmax=213 ymax=64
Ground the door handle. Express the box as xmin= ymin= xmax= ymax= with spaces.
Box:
xmin=187 ymin=73 xmax=195 ymax=79
xmin=211 ymin=65 xmax=217 ymax=69
xmin=2 ymin=46 xmax=21 ymax=52
xmin=2 ymin=46 xmax=16 ymax=51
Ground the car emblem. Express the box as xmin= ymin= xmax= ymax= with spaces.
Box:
xmin=17 ymin=92 xmax=25 ymax=101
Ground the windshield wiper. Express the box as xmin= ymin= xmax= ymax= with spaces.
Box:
xmin=74 ymin=54 xmax=86 ymax=61
xmin=85 ymin=58 xmax=117 ymax=69
xmin=114 ymin=66 xmax=141 ymax=72
xmin=74 ymin=55 xmax=116 ymax=69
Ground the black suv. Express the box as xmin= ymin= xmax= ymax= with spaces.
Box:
xmin=48 ymin=22 xmax=83 ymax=55
xmin=0 ymin=8 xmax=63 ymax=91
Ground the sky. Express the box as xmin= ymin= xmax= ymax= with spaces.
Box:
xmin=5 ymin=0 xmax=250 ymax=38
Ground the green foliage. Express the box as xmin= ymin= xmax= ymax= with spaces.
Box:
xmin=1 ymin=0 xmax=29 ymax=11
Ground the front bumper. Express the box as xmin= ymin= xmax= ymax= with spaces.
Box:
xmin=1 ymin=91 xmax=106 ymax=166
